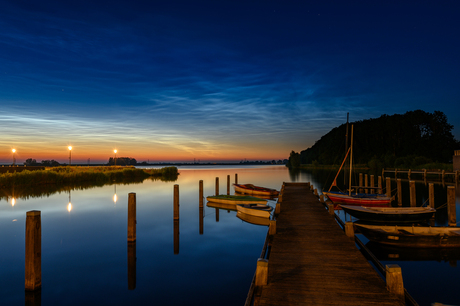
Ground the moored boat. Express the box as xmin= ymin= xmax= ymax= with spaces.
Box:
xmin=236 ymin=212 xmax=271 ymax=226
xmin=340 ymin=205 xmax=435 ymax=223
xmin=206 ymin=195 xmax=267 ymax=205
xmin=355 ymin=223 xmax=460 ymax=248
xmin=236 ymin=203 xmax=273 ymax=218
xmin=233 ymin=183 xmax=279 ymax=196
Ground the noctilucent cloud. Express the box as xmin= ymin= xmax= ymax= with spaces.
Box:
xmin=1 ymin=1 xmax=459 ymax=163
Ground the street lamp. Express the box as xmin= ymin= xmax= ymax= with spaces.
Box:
xmin=114 ymin=149 xmax=117 ymax=166
xmin=68 ymin=146 xmax=72 ymax=165
xmin=12 ymin=149 xmax=16 ymax=166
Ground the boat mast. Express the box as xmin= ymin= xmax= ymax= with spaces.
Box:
xmin=349 ymin=124 xmax=353 ymax=196
xmin=344 ymin=112 xmax=349 ymax=186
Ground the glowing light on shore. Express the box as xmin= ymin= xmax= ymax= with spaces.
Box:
xmin=11 ymin=198 xmax=16 ymax=206
xmin=67 ymin=203 xmax=72 ymax=212
xmin=113 ymin=194 xmax=118 ymax=203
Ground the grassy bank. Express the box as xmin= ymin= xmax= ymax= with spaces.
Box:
xmin=0 ymin=166 xmax=179 ymax=189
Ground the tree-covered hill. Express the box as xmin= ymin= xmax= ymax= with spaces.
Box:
xmin=289 ymin=110 xmax=459 ymax=168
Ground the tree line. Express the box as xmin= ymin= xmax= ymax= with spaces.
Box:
xmin=287 ymin=110 xmax=460 ymax=169
xmin=23 ymin=157 xmax=137 ymax=166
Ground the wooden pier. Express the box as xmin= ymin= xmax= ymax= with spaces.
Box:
xmin=253 ymin=182 xmax=406 ymax=305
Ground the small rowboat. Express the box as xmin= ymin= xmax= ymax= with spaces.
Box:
xmin=236 ymin=212 xmax=271 ymax=226
xmin=340 ymin=205 xmax=436 ymax=223
xmin=323 ymin=191 xmax=391 ymax=207
xmin=206 ymin=195 xmax=267 ymax=205
xmin=355 ymin=223 xmax=460 ymax=248
xmin=236 ymin=203 xmax=273 ymax=218
xmin=233 ymin=183 xmax=279 ymax=197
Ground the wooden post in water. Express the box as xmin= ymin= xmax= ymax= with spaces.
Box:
xmin=409 ymin=181 xmax=416 ymax=207
xmin=199 ymin=180 xmax=203 ymax=208
xmin=328 ymin=203 xmax=335 ymax=215
xmin=173 ymin=186 xmax=179 ymax=221
xmin=408 ymin=169 xmax=411 ymax=180
xmin=227 ymin=175 xmax=230 ymax=195
xmin=395 ymin=169 xmax=398 ymax=179
xmin=345 ymin=222 xmax=354 ymax=239
xmin=386 ymin=177 xmax=391 ymax=198
xmin=255 ymin=259 xmax=268 ymax=286
xmin=397 ymin=179 xmax=402 ymax=206
xmin=385 ymin=264 xmax=404 ymax=300
xmin=320 ymin=194 xmax=324 ymax=203
xmin=448 ymin=186 xmax=456 ymax=226
xmin=378 ymin=176 xmax=382 ymax=194
xmin=370 ymin=175 xmax=374 ymax=194
xmin=423 ymin=169 xmax=427 ymax=181
xmin=269 ymin=220 xmax=276 ymax=236
xmin=365 ymin=174 xmax=368 ymax=194
xmin=275 ymin=201 xmax=281 ymax=215
xmin=235 ymin=173 xmax=238 ymax=184
xmin=429 ymin=183 xmax=434 ymax=208
xmin=359 ymin=173 xmax=363 ymax=193
xmin=25 ymin=210 xmax=41 ymax=291
xmin=382 ymin=168 xmax=385 ymax=181
xmin=442 ymin=170 xmax=446 ymax=181
xmin=128 ymin=193 xmax=137 ymax=242
xmin=215 ymin=177 xmax=219 ymax=196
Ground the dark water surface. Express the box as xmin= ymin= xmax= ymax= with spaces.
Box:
xmin=1 ymin=165 xmax=459 ymax=305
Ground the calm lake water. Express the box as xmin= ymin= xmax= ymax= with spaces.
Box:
xmin=0 ymin=165 xmax=459 ymax=305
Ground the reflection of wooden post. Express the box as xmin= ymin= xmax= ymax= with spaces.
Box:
xmin=227 ymin=175 xmax=230 ymax=195
xmin=235 ymin=173 xmax=238 ymax=184
xmin=377 ymin=176 xmax=382 ymax=194
xmin=174 ymin=220 xmax=179 ymax=254
xmin=397 ymin=179 xmax=402 ymax=206
xmin=215 ymin=177 xmax=219 ymax=196
xmin=199 ymin=180 xmax=203 ymax=208
xmin=25 ymin=290 xmax=41 ymax=306
xmin=173 ymin=185 xmax=179 ymax=220
xmin=128 ymin=242 xmax=136 ymax=290
xmin=199 ymin=207 xmax=204 ymax=235
xmin=25 ymin=210 xmax=41 ymax=291
xmin=429 ymin=183 xmax=434 ymax=208
xmin=359 ymin=173 xmax=363 ymax=193
xmin=386 ymin=264 xmax=404 ymax=300
xmin=410 ymin=181 xmax=416 ymax=207
xmin=215 ymin=208 xmax=219 ymax=222
xmin=448 ymin=186 xmax=456 ymax=226
xmin=386 ymin=177 xmax=391 ymax=198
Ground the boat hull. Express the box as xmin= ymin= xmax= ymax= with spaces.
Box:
xmin=340 ymin=205 xmax=435 ymax=223
xmin=236 ymin=212 xmax=271 ymax=226
xmin=323 ymin=191 xmax=391 ymax=207
xmin=236 ymin=203 xmax=273 ymax=218
xmin=233 ymin=184 xmax=279 ymax=197
xmin=355 ymin=223 xmax=460 ymax=248
xmin=206 ymin=195 xmax=267 ymax=205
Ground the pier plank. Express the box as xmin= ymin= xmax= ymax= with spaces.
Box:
xmin=256 ymin=183 xmax=405 ymax=306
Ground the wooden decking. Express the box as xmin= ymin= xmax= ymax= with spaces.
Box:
xmin=256 ymin=182 xmax=405 ymax=305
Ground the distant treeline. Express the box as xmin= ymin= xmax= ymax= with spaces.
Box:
xmin=288 ymin=110 xmax=460 ymax=169
xmin=24 ymin=157 xmax=138 ymax=166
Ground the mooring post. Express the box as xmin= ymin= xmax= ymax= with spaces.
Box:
xmin=345 ymin=221 xmax=354 ymax=239
xmin=215 ymin=177 xmax=219 ymax=196
xmin=395 ymin=169 xmax=398 ymax=179
xmin=255 ymin=258 xmax=269 ymax=286
xmin=424 ymin=169 xmax=427 ymax=181
xmin=365 ymin=174 xmax=368 ymax=194
xmin=359 ymin=173 xmax=363 ymax=193
xmin=269 ymin=220 xmax=276 ymax=236
xmin=320 ymin=194 xmax=324 ymax=203
xmin=25 ymin=210 xmax=41 ymax=291
xmin=410 ymin=181 xmax=416 ymax=207
xmin=227 ymin=175 xmax=230 ymax=195
xmin=275 ymin=201 xmax=281 ymax=215
xmin=382 ymin=168 xmax=385 ymax=181
xmin=235 ymin=173 xmax=238 ymax=184
xmin=370 ymin=175 xmax=375 ymax=194
xmin=397 ymin=179 xmax=402 ymax=206
xmin=199 ymin=180 xmax=203 ymax=208
xmin=448 ymin=186 xmax=456 ymax=226
xmin=128 ymin=193 xmax=137 ymax=242
xmin=386 ymin=177 xmax=391 ymax=199
xmin=386 ymin=264 xmax=404 ymax=300
xmin=378 ymin=176 xmax=382 ymax=194
xmin=429 ymin=183 xmax=434 ymax=208
xmin=408 ymin=169 xmax=411 ymax=180
xmin=442 ymin=170 xmax=446 ymax=181
xmin=173 ymin=185 xmax=179 ymax=221
xmin=327 ymin=203 xmax=335 ymax=215
xmin=314 ymin=189 xmax=318 ymax=196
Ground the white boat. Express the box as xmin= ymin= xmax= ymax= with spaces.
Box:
xmin=206 ymin=195 xmax=267 ymax=205
xmin=236 ymin=203 xmax=273 ymax=218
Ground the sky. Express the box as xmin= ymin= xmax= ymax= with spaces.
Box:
xmin=1 ymin=1 xmax=459 ymax=164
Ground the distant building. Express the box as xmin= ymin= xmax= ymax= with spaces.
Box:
xmin=454 ymin=150 xmax=460 ymax=171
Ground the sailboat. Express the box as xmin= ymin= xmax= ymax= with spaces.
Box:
xmin=322 ymin=124 xmax=391 ymax=207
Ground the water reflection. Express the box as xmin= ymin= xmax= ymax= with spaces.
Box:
xmin=127 ymin=242 xmax=136 ymax=290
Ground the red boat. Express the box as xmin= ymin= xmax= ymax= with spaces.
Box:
xmin=323 ymin=191 xmax=391 ymax=207
xmin=233 ymin=183 xmax=279 ymax=197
